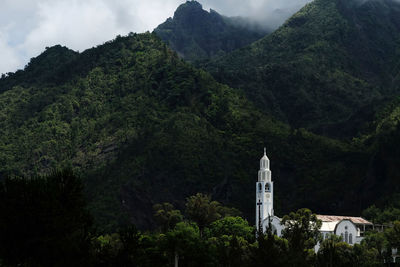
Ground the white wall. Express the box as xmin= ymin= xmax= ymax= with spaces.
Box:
xmin=262 ymin=216 xmax=284 ymax=237
xmin=334 ymin=220 xmax=358 ymax=245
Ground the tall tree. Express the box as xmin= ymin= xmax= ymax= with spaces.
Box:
xmin=205 ymin=217 xmax=254 ymax=267
xmin=163 ymin=222 xmax=207 ymax=267
xmin=0 ymin=169 xmax=92 ymax=267
xmin=251 ymin=218 xmax=289 ymax=267
xmin=153 ymin=202 xmax=183 ymax=233
xmin=281 ymin=208 xmax=322 ymax=267
xmin=316 ymin=235 xmax=354 ymax=267
xmin=185 ymin=193 xmax=222 ymax=235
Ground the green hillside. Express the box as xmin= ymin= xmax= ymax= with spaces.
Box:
xmin=0 ymin=32 xmax=383 ymax=231
xmin=154 ymin=1 xmax=268 ymax=63
xmin=206 ymin=0 xmax=400 ymax=138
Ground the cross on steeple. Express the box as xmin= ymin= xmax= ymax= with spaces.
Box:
xmin=257 ymin=199 xmax=262 ymax=230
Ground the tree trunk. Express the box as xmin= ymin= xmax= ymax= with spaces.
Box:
xmin=175 ymin=251 xmax=179 ymax=267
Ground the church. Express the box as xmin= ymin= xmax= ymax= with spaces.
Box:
xmin=255 ymin=149 xmax=373 ymax=249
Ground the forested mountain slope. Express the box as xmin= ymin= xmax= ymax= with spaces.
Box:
xmin=0 ymin=33 xmax=385 ymax=231
xmin=206 ymin=0 xmax=400 ymax=138
xmin=154 ymin=1 xmax=268 ymax=63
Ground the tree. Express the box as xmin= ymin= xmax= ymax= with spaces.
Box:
xmin=163 ymin=222 xmax=207 ymax=267
xmin=207 ymin=234 xmax=252 ymax=267
xmin=352 ymin=243 xmax=381 ymax=267
xmin=317 ymin=235 xmax=354 ymax=267
xmin=205 ymin=217 xmax=254 ymax=267
xmin=205 ymin=216 xmax=254 ymax=241
xmin=91 ymin=233 xmax=123 ymax=266
xmin=116 ymin=225 xmax=143 ymax=266
xmin=0 ymin=169 xmax=92 ymax=266
xmin=251 ymin=218 xmax=289 ymax=267
xmin=91 ymin=228 xmax=169 ymax=267
xmin=385 ymin=221 xmax=400 ymax=250
xmin=281 ymin=208 xmax=322 ymax=266
xmin=153 ymin=202 xmax=183 ymax=232
xmin=185 ymin=193 xmax=222 ymax=235
xmin=362 ymin=230 xmax=390 ymax=263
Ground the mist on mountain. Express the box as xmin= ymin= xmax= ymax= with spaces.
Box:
xmin=154 ymin=1 xmax=269 ymax=62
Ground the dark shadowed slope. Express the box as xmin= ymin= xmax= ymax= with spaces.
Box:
xmin=206 ymin=0 xmax=400 ymax=138
xmin=1 ymin=31 xmax=400 ymax=232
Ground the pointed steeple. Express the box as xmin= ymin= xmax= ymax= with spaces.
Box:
xmin=256 ymin=147 xmax=274 ymax=232
xmin=260 ymin=147 xmax=270 ymax=170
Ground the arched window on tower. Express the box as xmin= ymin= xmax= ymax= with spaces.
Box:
xmin=345 ymin=231 xmax=348 ymax=243
xmin=349 ymin=233 xmax=353 ymax=244
xmin=265 ymin=183 xmax=271 ymax=192
xmin=258 ymin=183 xmax=262 ymax=193
xmin=341 ymin=233 xmax=344 ymax=241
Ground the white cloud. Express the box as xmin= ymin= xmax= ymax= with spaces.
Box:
xmin=201 ymin=0 xmax=313 ymax=29
xmin=22 ymin=0 xmax=121 ymax=57
xmin=0 ymin=0 xmax=313 ymax=74
xmin=0 ymin=30 xmax=23 ymax=74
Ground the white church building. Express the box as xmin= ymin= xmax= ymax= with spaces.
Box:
xmin=255 ymin=149 xmax=373 ymax=249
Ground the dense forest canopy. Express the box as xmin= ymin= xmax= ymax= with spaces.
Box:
xmin=0 ymin=0 xmax=400 ymax=254
xmin=0 ymin=31 xmax=392 ymax=233
xmin=1 ymin=172 xmax=399 ymax=266
xmin=2 ymin=0 xmax=400 ymax=265
xmin=205 ymin=0 xmax=400 ymax=138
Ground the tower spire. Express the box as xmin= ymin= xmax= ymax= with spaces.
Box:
xmin=256 ymin=148 xmax=274 ymax=232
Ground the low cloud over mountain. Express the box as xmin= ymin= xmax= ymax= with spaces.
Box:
xmin=0 ymin=0 xmax=312 ymax=74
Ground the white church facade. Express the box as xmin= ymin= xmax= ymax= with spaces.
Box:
xmin=255 ymin=149 xmax=373 ymax=249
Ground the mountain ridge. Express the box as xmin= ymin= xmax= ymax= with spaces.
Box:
xmin=205 ymin=0 xmax=400 ymax=138
xmin=154 ymin=1 xmax=268 ymax=62
xmin=0 ymin=32 xmax=381 ymax=231
xmin=1 ymin=0 xmax=400 ymax=232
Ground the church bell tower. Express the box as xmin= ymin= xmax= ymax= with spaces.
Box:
xmin=256 ymin=148 xmax=274 ymax=232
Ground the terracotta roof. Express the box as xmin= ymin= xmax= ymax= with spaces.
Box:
xmin=316 ymin=215 xmax=372 ymax=225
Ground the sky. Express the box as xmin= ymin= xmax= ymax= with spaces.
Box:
xmin=0 ymin=0 xmax=312 ymax=74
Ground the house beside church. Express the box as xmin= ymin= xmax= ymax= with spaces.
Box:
xmin=255 ymin=149 xmax=373 ymax=250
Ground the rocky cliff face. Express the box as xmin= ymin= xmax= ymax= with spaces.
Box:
xmin=154 ymin=1 xmax=268 ymax=62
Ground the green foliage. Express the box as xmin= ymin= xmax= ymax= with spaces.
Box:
xmin=84 ymin=213 xmax=400 ymax=266
xmin=91 ymin=226 xmax=169 ymax=267
xmin=317 ymin=235 xmax=354 ymax=267
xmin=363 ymin=204 xmax=400 ymax=225
xmin=282 ymin=208 xmax=322 ymax=266
xmin=384 ymin=221 xmax=400 ymax=252
xmin=318 ymin=238 xmax=382 ymax=267
xmin=252 ymin=230 xmax=289 ymax=267
xmin=153 ymin=203 xmax=183 ymax=232
xmin=0 ymin=186 xmax=394 ymax=267
xmin=0 ymin=28 xmax=398 ymax=233
xmin=2 ymin=0 xmax=400 ymax=260
xmin=205 ymin=216 xmax=254 ymax=241
xmin=206 ymin=0 xmax=400 ymax=138
xmin=163 ymin=221 xmax=207 ymax=266
xmin=185 ymin=193 xmax=223 ymax=233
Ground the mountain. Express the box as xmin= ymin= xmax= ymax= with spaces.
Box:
xmin=154 ymin=1 xmax=268 ymax=63
xmin=0 ymin=45 xmax=79 ymax=94
xmin=206 ymin=0 xmax=400 ymax=138
xmin=0 ymin=32 xmax=384 ymax=232
xmin=3 ymin=0 xmax=400 ymax=232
